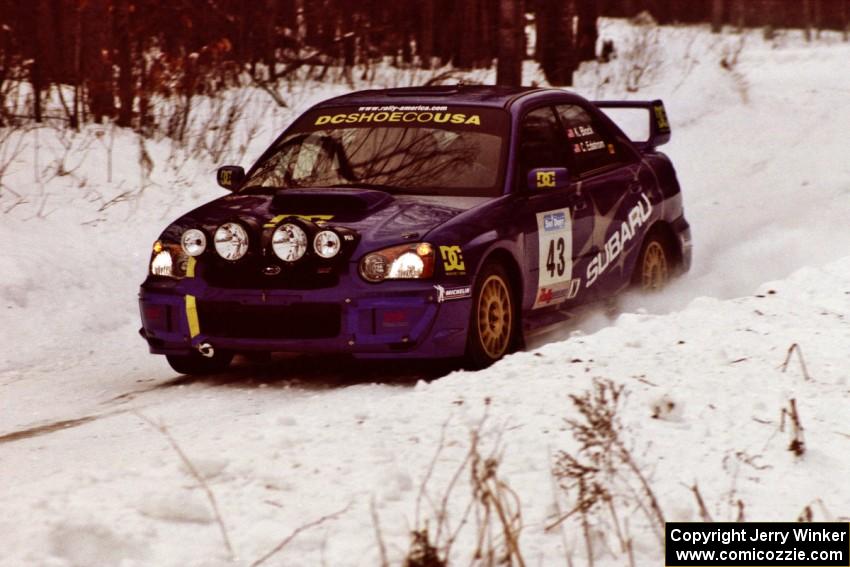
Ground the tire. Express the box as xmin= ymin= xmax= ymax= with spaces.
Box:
xmin=631 ymin=231 xmax=673 ymax=292
xmin=465 ymin=263 xmax=517 ymax=369
xmin=166 ymin=350 xmax=233 ymax=375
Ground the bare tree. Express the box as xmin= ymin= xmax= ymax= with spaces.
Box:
xmin=731 ymin=0 xmax=746 ymax=31
xmin=536 ymin=0 xmax=576 ymax=85
xmin=844 ymin=0 xmax=850 ymax=41
xmin=71 ymin=1 xmax=82 ymax=129
xmin=496 ymin=0 xmax=524 ymax=86
xmin=30 ymin=0 xmax=49 ymax=123
xmin=576 ymin=0 xmax=599 ymax=62
xmin=813 ymin=0 xmax=822 ymax=39
xmin=86 ymin=0 xmax=115 ymax=123
xmin=419 ymin=0 xmax=435 ymax=68
xmin=115 ymin=0 xmax=134 ymax=128
xmin=263 ymin=0 xmax=277 ymax=70
xmin=711 ymin=0 xmax=724 ymax=33
xmin=456 ymin=0 xmax=479 ymax=68
xmin=803 ymin=0 xmax=813 ymax=41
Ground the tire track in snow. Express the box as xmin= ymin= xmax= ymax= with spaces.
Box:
xmin=0 ymin=410 xmax=127 ymax=445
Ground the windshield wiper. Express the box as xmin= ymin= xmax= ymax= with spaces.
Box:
xmin=240 ymin=182 xmax=410 ymax=195
xmin=328 ymin=182 xmax=409 ymax=194
xmin=239 ymin=184 xmax=276 ymax=194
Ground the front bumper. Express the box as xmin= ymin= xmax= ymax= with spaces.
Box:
xmin=138 ymin=276 xmax=472 ymax=359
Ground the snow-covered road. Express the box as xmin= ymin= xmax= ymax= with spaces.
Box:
xmin=3 ymin=257 xmax=849 ymax=566
xmin=2 ymin=21 xmax=850 ymax=567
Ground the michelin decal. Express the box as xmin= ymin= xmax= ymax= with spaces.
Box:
xmin=434 ymin=285 xmax=472 ymax=303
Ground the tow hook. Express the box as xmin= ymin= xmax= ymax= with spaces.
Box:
xmin=197 ymin=342 xmax=215 ymax=358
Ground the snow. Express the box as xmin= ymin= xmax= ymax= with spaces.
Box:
xmin=2 ymin=20 xmax=850 ymax=566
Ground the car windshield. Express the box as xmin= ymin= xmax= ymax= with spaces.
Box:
xmin=241 ymin=105 xmax=509 ymax=197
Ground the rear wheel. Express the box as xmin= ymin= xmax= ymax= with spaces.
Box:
xmin=166 ymin=350 xmax=233 ymax=375
xmin=466 ymin=263 xmax=517 ymax=369
xmin=632 ymin=232 xmax=673 ymax=292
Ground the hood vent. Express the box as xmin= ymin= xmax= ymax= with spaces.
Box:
xmin=271 ymin=188 xmax=393 ymax=215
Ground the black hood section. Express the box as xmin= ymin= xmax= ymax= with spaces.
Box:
xmin=165 ymin=188 xmax=490 ymax=251
xmin=271 ymin=188 xmax=392 ymax=216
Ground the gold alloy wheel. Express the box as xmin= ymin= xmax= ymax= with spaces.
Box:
xmin=641 ymin=240 xmax=669 ymax=291
xmin=476 ymin=274 xmax=513 ymax=360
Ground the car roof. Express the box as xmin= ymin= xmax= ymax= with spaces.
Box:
xmin=312 ymin=85 xmax=589 ymax=111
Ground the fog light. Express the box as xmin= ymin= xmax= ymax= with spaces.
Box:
xmin=361 ymin=254 xmax=388 ymax=281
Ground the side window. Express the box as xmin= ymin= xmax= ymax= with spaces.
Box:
xmin=555 ymin=105 xmax=625 ymax=176
xmin=518 ymin=106 xmax=568 ymax=183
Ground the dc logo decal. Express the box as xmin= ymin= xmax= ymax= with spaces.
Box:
xmin=439 ymin=245 xmax=466 ymax=273
xmin=536 ymin=170 xmax=556 ymax=188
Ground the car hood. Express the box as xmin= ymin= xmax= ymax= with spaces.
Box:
xmin=165 ymin=188 xmax=490 ymax=248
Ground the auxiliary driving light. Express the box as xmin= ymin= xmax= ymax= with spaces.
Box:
xmin=214 ymin=222 xmax=249 ymax=260
xmin=181 ymin=228 xmax=207 ymax=257
xmin=272 ymin=223 xmax=308 ymax=262
xmin=314 ymin=230 xmax=341 ymax=259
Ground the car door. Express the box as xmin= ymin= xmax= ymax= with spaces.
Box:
xmin=553 ymin=103 xmax=653 ymax=300
xmin=515 ymin=106 xmax=594 ymax=312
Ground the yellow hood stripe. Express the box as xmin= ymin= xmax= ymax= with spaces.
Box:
xmin=185 ymin=295 xmax=200 ymax=338
xmin=264 ymin=213 xmax=334 ymax=228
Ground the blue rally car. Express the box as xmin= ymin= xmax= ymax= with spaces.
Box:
xmin=139 ymin=86 xmax=691 ymax=374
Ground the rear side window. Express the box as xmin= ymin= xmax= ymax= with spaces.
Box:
xmin=518 ymin=107 xmax=568 ymax=180
xmin=555 ymin=105 xmax=625 ymax=176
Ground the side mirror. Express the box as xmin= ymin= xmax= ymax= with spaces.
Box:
xmin=217 ymin=166 xmax=245 ymax=191
xmin=527 ymin=167 xmax=570 ymax=191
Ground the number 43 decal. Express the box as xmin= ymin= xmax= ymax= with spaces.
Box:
xmin=536 ymin=208 xmax=573 ymax=288
xmin=533 ymin=208 xmax=575 ymax=309
xmin=546 ymin=237 xmax=567 ymax=278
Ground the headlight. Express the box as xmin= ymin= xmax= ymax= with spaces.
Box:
xmin=151 ymin=249 xmax=173 ymax=276
xmin=272 ymin=223 xmax=308 ymax=262
xmin=181 ymin=229 xmax=206 ymax=257
xmin=314 ymin=230 xmax=341 ymax=259
xmin=149 ymin=240 xmax=188 ymax=278
xmin=214 ymin=222 xmax=249 ymax=260
xmin=360 ymin=243 xmax=435 ymax=282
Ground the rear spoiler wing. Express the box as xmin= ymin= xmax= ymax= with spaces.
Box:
xmin=593 ymin=99 xmax=671 ymax=150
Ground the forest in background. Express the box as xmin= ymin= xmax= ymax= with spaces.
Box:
xmin=1 ymin=0 xmax=849 ymax=132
